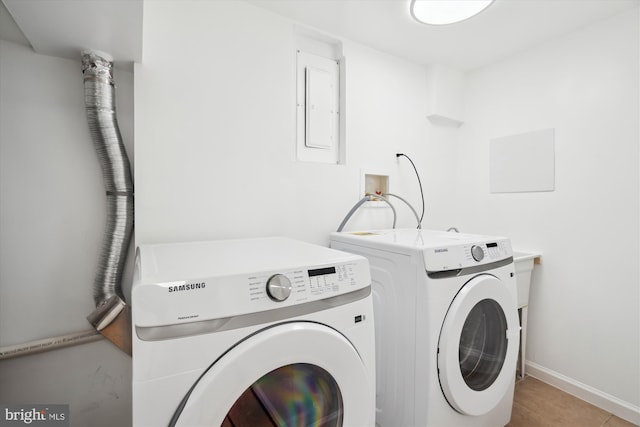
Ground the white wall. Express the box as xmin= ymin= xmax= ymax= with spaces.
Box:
xmin=455 ymin=8 xmax=639 ymax=420
xmin=0 ymin=40 xmax=134 ymax=426
xmin=134 ymin=0 xmax=457 ymax=248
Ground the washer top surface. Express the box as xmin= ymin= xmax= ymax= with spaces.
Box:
xmin=136 ymin=236 xmax=362 ymax=283
xmin=331 ymin=229 xmax=504 ymax=249
xmin=331 ymin=229 xmax=513 ymax=272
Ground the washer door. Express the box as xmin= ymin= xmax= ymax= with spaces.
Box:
xmin=172 ymin=322 xmax=373 ymax=426
xmin=438 ymin=274 xmax=520 ymax=416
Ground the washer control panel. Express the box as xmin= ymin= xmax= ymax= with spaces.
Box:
xmin=465 ymin=241 xmax=511 ymax=264
xmin=425 ymin=238 xmax=512 ymax=272
xmin=329 ymin=229 xmax=513 ymax=275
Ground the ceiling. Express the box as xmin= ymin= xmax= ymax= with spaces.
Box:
xmin=0 ymin=0 xmax=637 ymax=71
xmin=0 ymin=0 xmax=29 ymax=48
xmin=246 ymin=0 xmax=639 ymax=70
xmin=0 ymin=0 xmax=142 ymax=68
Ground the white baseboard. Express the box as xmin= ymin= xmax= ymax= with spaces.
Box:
xmin=526 ymin=361 xmax=640 ymax=426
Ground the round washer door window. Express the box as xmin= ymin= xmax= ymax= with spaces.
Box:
xmin=459 ymin=299 xmax=508 ymax=391
xmin=172 ymin=322 xmax=373 ymax=426
xmin=438 ymin=274 xmax=520 ymax=416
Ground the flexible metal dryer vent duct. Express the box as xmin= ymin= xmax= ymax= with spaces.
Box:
xmin=82 ymin=51 xmax=133 ymax=353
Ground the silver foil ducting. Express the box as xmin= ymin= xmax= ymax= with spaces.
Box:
xmin=82 ymin=51 xmax=133 ymax=307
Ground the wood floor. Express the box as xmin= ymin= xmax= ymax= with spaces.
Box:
xmin=508 ymin=377 xmax=638 ymax=427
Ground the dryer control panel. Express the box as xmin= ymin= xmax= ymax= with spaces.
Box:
xmin=132 ymin=237 xmax=371 ymax=329
xmin=247 ymin=262 xmax=362 ymax=303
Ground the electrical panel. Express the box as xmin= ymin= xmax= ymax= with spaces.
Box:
xmin=296 ymin=50 xmax=342 ymax=164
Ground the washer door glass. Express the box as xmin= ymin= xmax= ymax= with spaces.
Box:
xmin=172 ymin=322 xmax=373 ymax=426
xmin=224 ymin=363 xmax=343 ymax=427
xmin=438 ymin=274 xmax=520 ymax=416
xmin=459 ymin=299 xmax=508 ymax=391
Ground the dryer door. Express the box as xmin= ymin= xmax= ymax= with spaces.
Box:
xmin=437 ymin=273 xmax=520 ymax=416
xmin=171 ymin=322 xmax=373 ymax=427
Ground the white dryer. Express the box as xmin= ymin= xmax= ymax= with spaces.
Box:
xmin=330 ymin=229 xmax=519 ymax=427
xmin=132 ymin=237 xmax=375 ymax=427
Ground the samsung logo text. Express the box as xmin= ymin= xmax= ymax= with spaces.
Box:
xmin=168 ymin=282 xmax=206 ymax=293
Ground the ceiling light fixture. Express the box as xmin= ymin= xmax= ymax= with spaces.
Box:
xmin=410 ymin=0 xmax=495 ymax=26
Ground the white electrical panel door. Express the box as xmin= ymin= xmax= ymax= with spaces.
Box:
xmin=296 ymin=51 xmax=341 ymax=164
xmin=305 ymin=67 xmax=334 ymax=149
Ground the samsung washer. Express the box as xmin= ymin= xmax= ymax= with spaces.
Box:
xmin=331 ymin=229 xmax=519 ymax=427
xmin=132 ymin=237 xmax=375 ymax=426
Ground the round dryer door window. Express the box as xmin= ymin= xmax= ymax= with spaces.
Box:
xmin=224 ymin=363 xmax=343 ymax=426
xmin=170 ymin=322 xmax=373 ymax=426
xmin=438 ymin=274 xmax=520 ymax=416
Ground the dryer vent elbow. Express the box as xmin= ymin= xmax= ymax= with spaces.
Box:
xmin=87 ymin=295 xmax=132 ymax=356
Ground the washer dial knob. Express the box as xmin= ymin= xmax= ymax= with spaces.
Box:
xmin=471 ymin=245 xmax=485 ymax=262
xmin=266 ymin=274 xmax=292 ymax=302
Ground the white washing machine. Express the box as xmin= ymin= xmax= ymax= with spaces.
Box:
xmin=132 ymin=237 xmax=375 ymax=427
xmin=330 ymin=229 xmax=519 ymax=427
